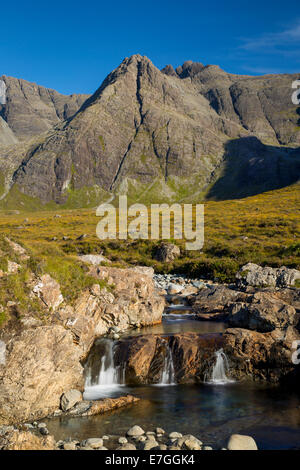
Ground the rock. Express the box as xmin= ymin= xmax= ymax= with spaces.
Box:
xmin=39 ymin=427 xmax=49 ymax=436
xmin=56 ymin=266 xmax=165 ymax=354
xmin=188 ymin=285 xmax=247 ymax=320
xmin=126 ymin=425 xmax=145 ymax=437
xmin=0 ymin=75 xmax=88 ymax=140
xmin=223 ymin=326 xmax=300 ymax=383
xmin=0 ymin=325 xmax=83 ymax=426
xmin=33 ymin=274 xmax=64 ymax=310
xmin=0 ymin=430 xmax=55 ymax=450
xmin=177 ymin=435 xmax=202 ymax=450
xmin=66 ymin=396 xmax=139 ymax=417
xmin=227 ymin=434 xmax=258 ymax=450
xmin=144 ymin=440 xmax=159 ymax=450
xmin=137 ymin=436 xmax=147 ymax=442
xmin=228 ymin=291 xmax=297 ymax=332
xmin=79 ymin=254 xmax=111 ymax=265
xmin=117 ymin=443 xmax=137 ymax=450
xmin=60 ymin=390 xmax=82 ymax=411
xmin=236 ymin=263 xmax=300 ymax=288
xmin=115 ymin=333 xmax=224 ymax=384
xmin=118 ymin=437 xmax=128 ymax=444
xmin=154 ymin=243 xmax=180 ymax=263
xmin=37 ymin=422 xmax=47 ymax=428
xmin=169 ymin=432 xmax=182 ymax=439
xmin=155 ymin=427 xmax=165 ymax=435
xmin=81 ymin=438 xmax=104 ymax=449
xmin=7 ymin=260 xmax=20 ymax=274
xmin=64 ymin=441 xmax=77 ymax=450
xmin=168 ymin=283 xmax=184 ymax=295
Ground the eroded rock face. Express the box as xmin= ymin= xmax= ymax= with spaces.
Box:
xmin=114 ymin=333 xmax=224 ymax=384
xmin=55 ymin=266 xmax=165 ymax=354
xmin=0 ymin=75 xmax=89 ymax=140
xmin=236 ymin=263 xmax=300 ymax=288
xmin=228 ymin=291 xmax=298 ymax=332
xmin=188 ymin=285 xmax=248 ymax=320
xmin=223 ymin=326 xmax=300 ymax=384
xmin=0 ymin=326 xmax=84 ymax=426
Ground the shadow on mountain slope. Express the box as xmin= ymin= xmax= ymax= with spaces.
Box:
xmin=207 ymin=136 xmax=300 ymax=200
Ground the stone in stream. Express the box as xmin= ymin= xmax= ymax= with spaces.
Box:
xmin=177 ymin=434 xmax=203 ymax=450
xmin=118 ymin=437 xmax=128 ymax=444
xmin=169 ymin=431 xmax=183 ymax=439
xmin=117 ymin=443 xmax=137 ymax=450
xmin=81 ymin=438 xmax=104 ymax=449
xmin=126 ymin=425 xmax=145 ymax=437
xmin=63 ymin=441 xmax=77 ymax=450
xmin=60 ymin=389 xmax=82 ymax=411
xmin=144 ymin=440 xmax=159 ymax=450
xmin=227 ymin=434 xmax=258 ymax=450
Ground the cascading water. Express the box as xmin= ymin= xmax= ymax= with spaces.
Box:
xmin=157 ymin=341 xmax=176 ymax=386
xmin=84 ymin=339 xmax=126 ymax=399
xmin=205 ymin=348 xmax=234 ymax=385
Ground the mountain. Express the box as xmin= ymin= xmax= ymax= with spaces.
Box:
xmin=0 ymin=75 xmax=89 ymax=141
xmin=0 ymin=55 xmax=299 ymax=208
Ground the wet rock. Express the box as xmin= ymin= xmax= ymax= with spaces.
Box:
xmin=177 ymin=434 xmax=202 ymax=450
xmin=228 ymin=291 xmax=297 ymax=332
xmin=155 ymin=427 xmax=165 ymax=435
xmin=60 ymin=389 xmax=82 ymax=411
xmin=168 ymin=283 xmax=184 ymax=295
xmin=227 ymin=434 xmax=258 ymax=450
xmin=144 ymin=440 xmax=159 ymax=450
xmin=154 ymin=243 xmax=180 ymax=262
xmin=127 ymin=425 xmax=145 ymax=437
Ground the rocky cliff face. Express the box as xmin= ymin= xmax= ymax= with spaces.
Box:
xmin=0 ymin=56 xmax=299 ymax=205
xmin=0 ymin=75 xmax=89 ymax=141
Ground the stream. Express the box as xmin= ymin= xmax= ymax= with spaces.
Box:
xmin=44 ymin=300 xmax=300 ymax=450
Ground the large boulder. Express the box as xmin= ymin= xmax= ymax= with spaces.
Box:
xmin=188 ymin=285 xmax=248 ymax=320
xmin=228 ymin=291 xmax=298 ymax=332
xmin=227 ymin=434 xmax=258 ymax=450
xmin=154 ymin=243 xmax=180 ymax=263
xmin=0 ymin=326 xmax=83 ymax=425
xmin=236 ymin=263 xmax=300 ymax=288
xmin=113 ymin=333 xmax=224 ymax=384
xmin=223 ymin=326 xmax=300 ymax=383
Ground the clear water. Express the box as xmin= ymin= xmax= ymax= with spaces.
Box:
xmin=45 ymin=382 xmax=300 ymax=450
xmin=43 ymin=303 xmax=300 ymax=450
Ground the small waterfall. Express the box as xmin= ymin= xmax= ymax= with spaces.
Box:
xmin=84 ymin=339 xmax=126 ymax=399
xmin=205 ymin=348 xmax=234 ymax=385
xmin=157 ymin=341 xmax=176 ymax=386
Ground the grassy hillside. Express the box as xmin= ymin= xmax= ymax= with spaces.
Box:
xmin=0 ymin=183 xmax=298 ymax=289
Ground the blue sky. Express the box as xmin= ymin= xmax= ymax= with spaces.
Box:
xmin=1 ymin=0 xmax=300 ymax=94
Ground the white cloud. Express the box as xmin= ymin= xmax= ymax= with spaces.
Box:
xmin=240 ymin=20 xmax=300 ymax=51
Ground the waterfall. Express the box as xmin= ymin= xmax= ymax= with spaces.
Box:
xmin=84 ymin=339 xmax=126 ymax=399
xmin=205 ymin=348 xmax=234 ymax=385
xmin=157 ymin=341 xmax=176 ymax=386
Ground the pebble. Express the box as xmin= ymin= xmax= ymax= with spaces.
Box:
xmin=118 ymin=437 xmax=128 ymax=444
xmin=126 ymin=425 xmax=145 ymax=437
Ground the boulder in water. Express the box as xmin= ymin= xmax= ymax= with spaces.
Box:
xmin=227 ymin=434 xmax=258 ymax=450
xmin=126 ymin=425 xmax=145 ymax=437
xmin=60 ymin=389 xmax=82 ymax=411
